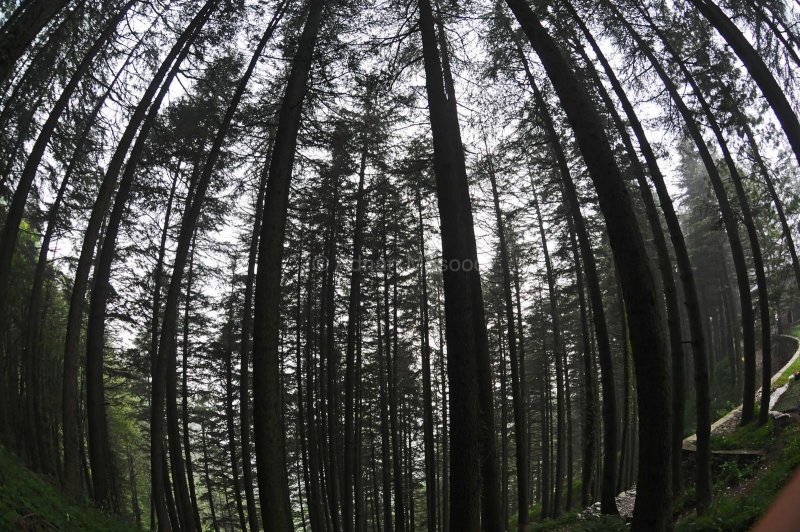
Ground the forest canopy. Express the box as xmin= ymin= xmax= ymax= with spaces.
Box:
xmin=1 ymin=0 xmax=800 ymax=530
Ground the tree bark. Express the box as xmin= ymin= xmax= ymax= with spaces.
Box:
xmin=506 ymin=2 xmax=672 ymax=528
xmin=486 ymin=148 xmax=529 ymax=529
xmin=62 ymin=0 xmax=216 ymax=501
xmin=416 ymin=0 xmax=502 ymax=528
xmin=567 ymin=7 xmax=710 ymax=498
xmin=251 ymin=1 xmax=324 ymax=528
xmin=343 ymin=134 xmax=369 ymax=532
xmin=511 ymin=42 xmax=618 ymax=515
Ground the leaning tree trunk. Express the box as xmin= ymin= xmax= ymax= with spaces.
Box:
xmin=61 ymin=0 xmax=216 ymax=501
xmin=85 ymin=15 xmax=196 ymax=509
xmin=688 ymin=0 xmax=800 ymax=168
xmin=22 ymin=52 xmax=130 ymax=475
xmin=0 ymin=0 xmax=136 ymax=371
xmin=506 ymin=2 xmax=672 ymax=529
xmin=608 ymin=3 xmax=751 ymax=436
xmin=151 ymin=4 xmax=283 ymax=527
xmin=567 ymin=5 xmax=710 ymax=498
xmin=574 ymin=41 xmax=692 ymax=503
xmin=251 ymin=1 xmax=323 ymax=529
xmin=644 ymin=0 xmax=769 ymax=478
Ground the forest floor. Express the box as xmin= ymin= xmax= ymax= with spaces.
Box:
xmin=0 ymin=446 xmax=136 ymax=531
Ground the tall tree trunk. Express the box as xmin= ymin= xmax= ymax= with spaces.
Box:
xmin=609 ymin=3 xmax=755 ymax=429
xmin=201 ymin=424 xmax=220 ymax=532
xmin=0 ymin=0 xmax=135 ymax=325
xmin=321 ymin=168 xmax=342 ymax=532
xmin=182 ymin=242 xmax=202 ymax=528
xmin=305 ymin=260 xmax=326 ymax=531
xmin=377 ymin=286 xmax=394 ymax=532
xmin=568 ymin=7 xmax=710 ymax=497
xmin=251 ymin=2 xmax=323 ymax=529
xmin=567 ymin=219 xmax=597 ymax=509
xmin=223 ymin=278 xmax=247 ymax=531
xmin=688 ymin=0 xmax=800 ymax=168
xmin=506 ymin=3 xmax=672 ymax=528
xmin=152 ymin=5 xmax=284 ymax=528
xmin=22 ymin=46 xmax=132 ymax=475
xmin=385 ymin=221 xmax=406 ymax=532
xmin=416 ymin=189 xmax=438 ymax=532
xmin=574 ymin=41 xmax=692 ymax=503
xmin=417 ymin=0 xmax=502 ymax=528
xmin=510 ymin=39 xmax=619 ymax=515
xmin=343 ymin=135 xmax=370 ymax=532
xmin=486 ymin=148 xmax=529 ymax=528
xmin=86 ymin=14 xmax=196 ymax=510
xmin=436 ymin=285 xmax=449 ymax=532
xmin=239 ymin=156 xmax=272 ymax=532
xmin=531 ymin=186 xmax=566 ymax=517
xmin=0 ymin=9 xmax=137 ymax=450
xmin=62 ymin=0 xmax=216 ymax=500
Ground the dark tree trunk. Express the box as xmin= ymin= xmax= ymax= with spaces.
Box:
xmin=574 ymin=42 xmax=692 ymax=502
xmin=182 ymin=243 xmax=202 ymax=528
xmin=567 ymin=219 xmax=597 ymax=509
xmin=251 ymin=2 xmax=323 ymax=529
xmin=86 ymin=17 xmax=196 ymax=510
xmin=62 ymin=1 xmax=216 ymax=502
xmin=510 ymin=39 xmax=619 ymax=515
xmin=486 ymin=149 xmax=529 ymax=529
xmin=568 ymin=8 xmax=710 ymax=498
xmin=305 ymin=260 xmax=326 ymax=531
xmin=376 ymin=287 xmax=393 ymax=532
xmin=506 ymin=2 xmax=673 ymax=528
xmin=343 ymin=139 xmax=370 ymax=532
xmin=240 ymin=156 xmax=272 ymax=532
xmin=150 ymin=5 xmax=284 ymax=528
xmin=531 ymin=186 xmax=566 ymax=517
xmin=201 ymin=425 xmax=220 ymax=532
xmin=417 ymin=0 xmax=502 ymax=528
xmin=416 ymin=189 xmax=438 ymax=532
xmin=224 ymin=285 xmax=247 ymax=531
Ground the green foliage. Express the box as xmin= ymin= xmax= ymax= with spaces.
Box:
xmin=710 ymin=419 xmax=774 ymax=451
xmin=523 ymin=512 xmax=627 ymax=531
xmin=677 ymin=426 xmax=800 ymax=531
xmin=0 ymin=446 xmax=136 ymax=531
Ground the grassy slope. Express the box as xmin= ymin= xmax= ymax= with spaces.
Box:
xmin=0 ymin=446 xmax=136 ymax=531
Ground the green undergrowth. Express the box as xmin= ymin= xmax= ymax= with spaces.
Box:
xmin=0 ymin=446 xmax=136 ymax=531
xmin=710 ymin=418 xmax=774 ymax=451
xmin=677 ymin=424 xmax=800 ymax=531
xmin=516 ymin=507 xmax=626 ymax=531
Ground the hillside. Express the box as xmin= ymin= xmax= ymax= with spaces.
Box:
xmin=0 ymin=447 xmax=136 ymax=531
